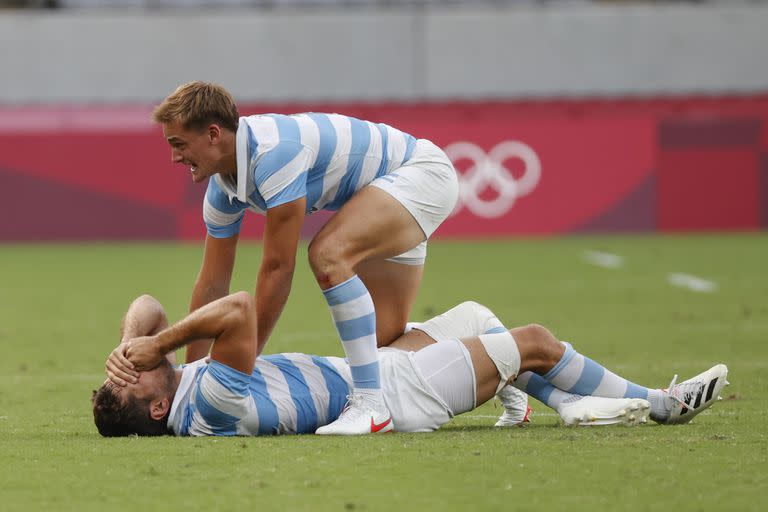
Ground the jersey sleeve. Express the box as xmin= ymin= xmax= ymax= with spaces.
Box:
xmin=203 ymin=177 xmax=246 ymax=238
xmin=253 ymin=141 xmax=313 ymax=209
xmin=190 ymin=360 xmax=254 ymax=436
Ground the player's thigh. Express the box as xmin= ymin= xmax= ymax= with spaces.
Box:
xmin=313 ymin=186 xmax=426 ymax=265
xmin=410 ymin=339 xmax=477 ymax=415
xmin=388 ymin=329 xmax=437 ymax=352
xmin=356 ymin=258 xmax=424 ymax=347
xmin=461 ymin=338 xmax=503 ymax=406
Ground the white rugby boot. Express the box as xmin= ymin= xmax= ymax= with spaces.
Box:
xmin=653 ymin=364 xmax=729 ymax=425
xmin=494 ymin=386 xmax=533 ymax=427
xmin=558 ymin=397 xmax=651 ymax=427
xmin=315 ymin=393 xmax=394 ymax=435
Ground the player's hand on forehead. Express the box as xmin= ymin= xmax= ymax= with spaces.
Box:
xmin=105 ymin=344 xmax=139 ymax=387
xmin=124 ymin=336 xmax=167 ymax=372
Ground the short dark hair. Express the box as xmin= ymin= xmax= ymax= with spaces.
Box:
xmin=91 ymin=383 xmax=169 ymax=437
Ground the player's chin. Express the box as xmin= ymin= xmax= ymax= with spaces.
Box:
xmin=190 ymin=168 xmax=206 ymax=183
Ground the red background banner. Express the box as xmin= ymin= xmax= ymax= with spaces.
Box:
xmin=1 ymin=96 xmax=767 ymax=240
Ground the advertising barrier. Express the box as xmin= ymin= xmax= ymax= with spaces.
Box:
xmin=1 ymin=97 xmax=767 ymax=240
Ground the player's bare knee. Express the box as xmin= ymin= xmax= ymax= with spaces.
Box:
xmin=308 ymin=237 xmax=344 ymax=276
xmin=521 ymin=323 xmax=561 ymax=365
xmin=522 ymin=323 xmax=555 ymax=343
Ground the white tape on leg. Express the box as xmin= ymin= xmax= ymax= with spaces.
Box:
xmin=478 ymin=331 xmax=521 ymax=394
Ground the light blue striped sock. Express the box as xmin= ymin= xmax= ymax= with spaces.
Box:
xmin=513 ymin=342 xmax=666 ymax=416
xmin=544 ymin=342 xmax=651 ymax=400
xmin=513 ymin=372 xmax=583 ymax=411
xmin=323 ymin=275 xmax=381 ymax=400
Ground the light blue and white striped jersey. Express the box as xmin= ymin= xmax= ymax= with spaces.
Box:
xmin=203 ymin=113 xmax=418 ymax=238
xmin=167 ymin=354 xmax=351 ymax=436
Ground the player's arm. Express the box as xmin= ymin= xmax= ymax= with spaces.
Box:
xmin=185 ymin=233 xmax=239 ymax=362
xmin=106 ymin=294 xmax=174 ymax=386
xmin=124 ymin=291 xmax=258 ymax=375
xmin=255 ymin=197 xmax=306 ymax=352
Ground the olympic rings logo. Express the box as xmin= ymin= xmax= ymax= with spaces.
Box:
xmin=445 ymin=141 xmax=541 ymax=219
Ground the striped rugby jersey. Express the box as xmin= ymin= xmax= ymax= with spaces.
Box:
xmin=167 ymin=354 xmax=351 ymax=436
xmin=203 ymin=113 xmax=418 ymax=238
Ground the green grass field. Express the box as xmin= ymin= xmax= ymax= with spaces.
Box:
xmin=1 ymin=235 xmax=767 ymax=511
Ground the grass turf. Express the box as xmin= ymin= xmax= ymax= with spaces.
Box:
xmin=1 ymin=234 xmax=766 ymax=511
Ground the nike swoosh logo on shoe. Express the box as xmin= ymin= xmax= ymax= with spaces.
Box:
xmin=523 ymin=405 xmax=533 ymax=423
xmin=370 ymin=416 xmax=392 ymax=433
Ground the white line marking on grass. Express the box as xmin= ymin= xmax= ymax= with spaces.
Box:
xmin=468 ymin=413 xmax=559 ymax=420
xmin=667 ymin=273 xmax=718 ymax=293
xmin=582 ymin=250 xmax=623 ymax=269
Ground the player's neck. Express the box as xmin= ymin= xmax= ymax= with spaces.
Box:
xmin=218 ymin=130 xmax=238 ymax=175
xmin=170 ymin=368 xmax=183 ymax=395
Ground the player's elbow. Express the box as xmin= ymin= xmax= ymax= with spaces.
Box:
xmin=133 ymin=294 xmax=161 ymax=308
xmin=229 ymin=291 xmax=255 ymax=314
xmin=132 ymin=294 xmax=166 ymax=317
xmin=224 ymin=291 xmax=258 ymax=342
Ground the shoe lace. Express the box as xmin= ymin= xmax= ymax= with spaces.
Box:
xmin=344 ymin=393 xmax=365 ymax=409
xmin=665 ymin=374 xmax=706 ymax=410
xmin=337 ymin=393 xmax=371 ymax=421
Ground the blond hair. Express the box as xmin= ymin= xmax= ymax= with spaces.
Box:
xmin=152 ymin=81 xmax=239 ymax=132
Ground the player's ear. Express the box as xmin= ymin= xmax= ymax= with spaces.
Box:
xmin=208 ymin=124 xmax=221 ymax=144
xmin=149 ymin=397 xmax=170 ymax=421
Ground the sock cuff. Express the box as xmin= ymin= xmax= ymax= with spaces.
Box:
xmin=323 ymin=275 xmax=365 ymax=305
xmin=543 ymin=341 xmax=575 ymax=381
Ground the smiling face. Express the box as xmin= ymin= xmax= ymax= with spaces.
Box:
xmin=163 ymin=121 xmax=227 ymax=183
xmin=153 ymin=81 xmax=240 ymax=183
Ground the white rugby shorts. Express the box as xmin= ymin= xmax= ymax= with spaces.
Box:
xmin=369 ymin=139 xmax=459 ymax=266
xmin=328 ymin=341 xmax=477 ymax=433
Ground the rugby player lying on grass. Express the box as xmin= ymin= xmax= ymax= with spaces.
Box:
xmin=94 ymin=293 xmax=728 ymax=436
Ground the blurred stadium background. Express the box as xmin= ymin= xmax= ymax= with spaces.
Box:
xmin=1 ymin=0 xmax=767 ymax=240
xmin=2 ymin=2 xmax=768 ymax=511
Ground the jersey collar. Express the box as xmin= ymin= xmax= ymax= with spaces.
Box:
xmin=234 ymin=117 xmax=249 ymax=203
xmin=167 ymin=359 xmax=208 ymax=435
